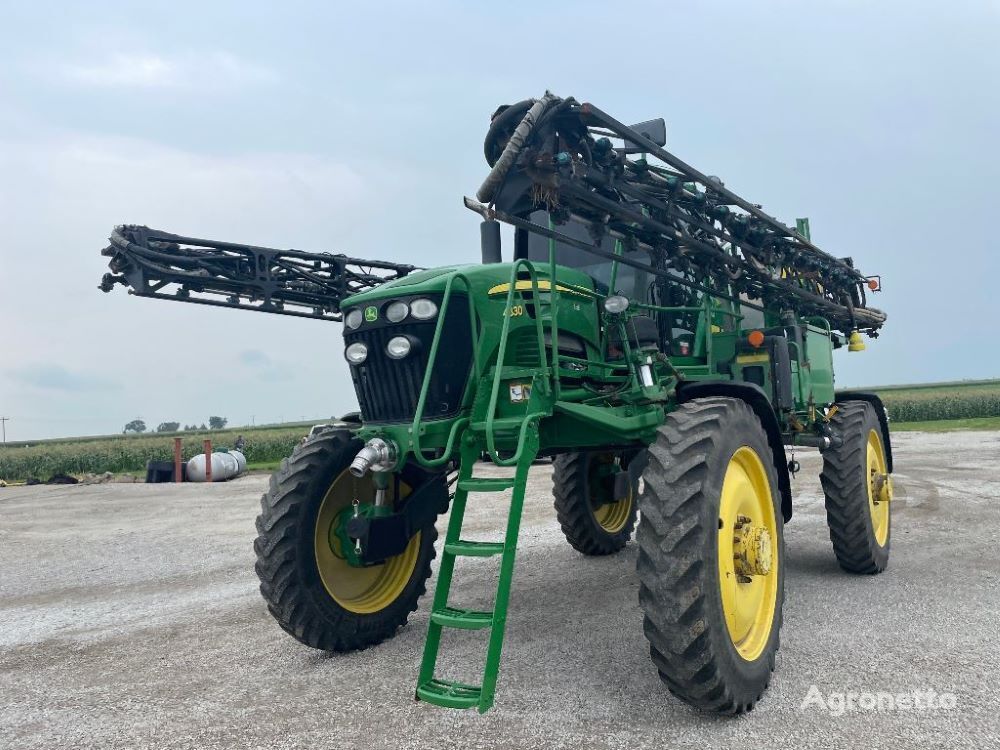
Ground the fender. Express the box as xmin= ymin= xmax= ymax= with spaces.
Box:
xmin=676 ymin=380 xmax=794 ymax=522
xmin=835 ymin=390 xmax=894 ymax=473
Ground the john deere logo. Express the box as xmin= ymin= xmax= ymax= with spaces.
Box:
xmin=364 ymin=306 xmax=378 ymax=322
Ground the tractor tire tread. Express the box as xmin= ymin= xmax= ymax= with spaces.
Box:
xmin=820 ymin=401 xmax=889 ymax=574
xmin=552 ymin=452 xmax=636 ymax=556
xmin=254 ymin=429 xmax=437 ymax=652
xmin=637 ymin=397 xmax=784 ymax=715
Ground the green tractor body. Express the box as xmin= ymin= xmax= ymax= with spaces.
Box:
xmin=344 ymin=256 xmax=845 ymax=471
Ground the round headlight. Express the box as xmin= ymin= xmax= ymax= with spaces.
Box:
xmin=603 ymin=295 xmax=630 ymax=314
xmin=386 ymin=336 xmax=412 ymax=359
xmin=386 ymin=301 xmax=409 ymax=323
xmin=345 ymin=342 xmax=368 ymax=364
xmin=409 ymin=298 xmax=438 ymax=320
xmin=344 ymin=309 xmax=363 ymax=330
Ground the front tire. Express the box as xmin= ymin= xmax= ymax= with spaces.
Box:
xmin=637 ymin=397 xmax=785 ymax=714
xmin=254 ymin=428 xmax=442 ymax=652
xmin=820 ymin=401 xmax=892 ymax=573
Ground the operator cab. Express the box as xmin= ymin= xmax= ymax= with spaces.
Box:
xmin=515 ymin=211 xmax=675 ymax=356
xmin=514 ymin=211 xmax=750 ymax=361
xmin=516 ymin=210 xmax=652 ymax=302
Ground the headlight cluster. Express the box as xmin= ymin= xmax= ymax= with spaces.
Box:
xmin=343 ymin=298 xmax=438 ymax=330
xmin=343 ymin=298 xmax=437 ymax=365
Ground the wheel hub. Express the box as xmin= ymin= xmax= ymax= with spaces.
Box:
xmin=732 ymin=515 xmax=773 ymax=579
xmin=871 ymin=471 xmax=892 ymax=505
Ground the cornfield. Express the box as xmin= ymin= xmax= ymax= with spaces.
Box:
xmin=876 ymin=381 xmax=1000 ymax=423
xmin=0 ymin=426 xmax=311 ymax=482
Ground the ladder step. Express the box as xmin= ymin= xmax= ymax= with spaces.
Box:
xmin=416 ymin=678 xmax=482 ymax=710
xmin=457 ymin=477 xmax=517 ymax=492
xmin=445 ymin=540 xmax=505 ymax=557
xmin=431 ymin=606 xmax=494 ymax=630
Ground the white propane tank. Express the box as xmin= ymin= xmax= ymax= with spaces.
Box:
xmin=186 ymin=450 xmax=246 ymax=482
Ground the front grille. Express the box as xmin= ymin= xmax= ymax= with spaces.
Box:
xmin=343 ymin=294 xmax=473 ymax=423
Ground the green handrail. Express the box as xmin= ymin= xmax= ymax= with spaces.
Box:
xmin=483 ymin=259 xmax=550 ymax=467
xmin=548 ymin=216 xmax=561 ymax=401
xmin=408 ymin=272 xmax=480 ymax=469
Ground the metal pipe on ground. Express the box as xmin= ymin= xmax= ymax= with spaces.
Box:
xmin=173 ymin=438 xmax=182 ymax=483
xmin=203 ymin=440 xmax=212 ymax=483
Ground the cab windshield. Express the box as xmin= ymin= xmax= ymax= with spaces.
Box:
xmin=523 ymin=211 xmax=651 ymax=302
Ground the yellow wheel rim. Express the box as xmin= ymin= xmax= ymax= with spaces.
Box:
xmin=717 ymin=446 xmax=780 ymax=661
xmin=591 ymin=455 xmax=633 ymax=533
xmin=593 ymin=491 xmax=633 ymax=533
xmin=866 ymin=429 xmax=891 ymax=546
xmin=313 ymin=470 xmax=420 ymax=614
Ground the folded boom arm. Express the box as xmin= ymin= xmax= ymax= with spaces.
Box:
xmin=99 ymin=225 xmax=417 ymax=322
xmin=473 ymin=94 xmax=886 ymax=336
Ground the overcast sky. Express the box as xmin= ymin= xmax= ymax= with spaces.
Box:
xmin=1 ymin=0 xmax=997 ymax=441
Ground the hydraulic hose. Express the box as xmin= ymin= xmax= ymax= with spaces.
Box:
xmin=476 ymin=92 xmax=560 ymax=204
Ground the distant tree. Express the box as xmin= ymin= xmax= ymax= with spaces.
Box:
xmin=199 ymin=423 xmax=208 ymax=431
xmin=123 ymin=419 xmax=146 ymax=434
xmin=209 ymin=416 xmax=228 ymax=430
xmin=156 ymin=421 xmax=181 ymax=433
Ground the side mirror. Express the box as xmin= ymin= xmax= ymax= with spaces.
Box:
xmin=625 ymin=118 xmax=666 ymax=149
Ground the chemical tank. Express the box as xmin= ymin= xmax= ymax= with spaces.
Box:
xmin=186 ymin=450 xmax=246 ymax=482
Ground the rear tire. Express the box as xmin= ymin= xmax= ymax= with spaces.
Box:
xmin=552 ymin=451 xmax=637 ymax=556
xmin=637 ymin=397 xmax=784 ymax=714
xmin=820 ymin=401 xmax=892 ymax=574
xmin=254 ymin=428 xmax=442 ymax=652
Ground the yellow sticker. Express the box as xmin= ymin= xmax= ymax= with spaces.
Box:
xmin=735 ymin=353 xmax=770 ymax=365
xmin=488 ymin=280 xmax=589 ymax=298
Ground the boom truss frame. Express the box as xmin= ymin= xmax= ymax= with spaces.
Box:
xmin=99 ymin=225 xmax=417 ymax=322
xmin=473 ymin=94 xmax=885 ymax=335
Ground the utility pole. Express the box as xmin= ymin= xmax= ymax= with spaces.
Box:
xmin=0 ymin=417 xmax=8 ymax=444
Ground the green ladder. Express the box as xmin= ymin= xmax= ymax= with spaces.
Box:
xmin=415 ymin=432 xmax=538 ymax=712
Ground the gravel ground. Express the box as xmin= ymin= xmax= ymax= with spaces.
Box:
xmin=1 ymin=430 xmax=999 ymax=749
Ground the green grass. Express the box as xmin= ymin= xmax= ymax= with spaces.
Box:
xmin=247 ymin=460 xmax=283 ymax=472
xmin=865 ymin=378 xmax=1000 ymax=392
xmin=890 ymin=416 xmax=1000 ymax=432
